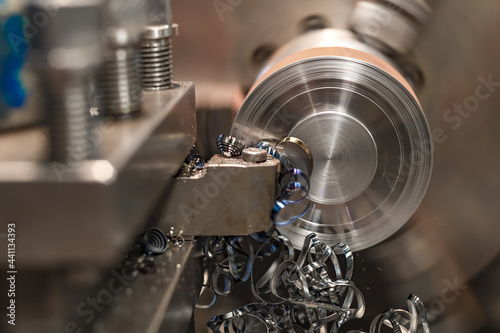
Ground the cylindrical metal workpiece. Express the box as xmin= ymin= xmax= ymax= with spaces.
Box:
xmin=231 ymin=30 xmax=433 ymax=251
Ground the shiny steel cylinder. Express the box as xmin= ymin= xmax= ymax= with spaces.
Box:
xmin=231 ymin=29 xmax=433 ymax=251
xmin=141 ymin=26 xmax=174 ymax=90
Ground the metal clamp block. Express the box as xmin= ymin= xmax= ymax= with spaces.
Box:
xmin=158 ymin=154 xmax=279 ymax=236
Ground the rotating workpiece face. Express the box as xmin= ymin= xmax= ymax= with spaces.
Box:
xmin=231 ymin=47 xmax=433 ymax=251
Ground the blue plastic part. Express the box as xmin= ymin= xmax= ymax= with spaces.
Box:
xmin=0 ymin=14 xmax=28 ymax=118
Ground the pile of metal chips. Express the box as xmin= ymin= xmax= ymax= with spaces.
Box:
xmin=231 ymin=52 xmax=433 ymax=252
xmin=201 ymin=231 xmax=429 ymax=333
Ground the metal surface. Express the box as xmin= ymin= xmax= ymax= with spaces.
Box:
xmin=28 ymin=0 xmax=104 ymax=163
xmin=350 ymin=0 xmax=431 ymax=55
xmin=173 ymin=0 xmax=356 ymax=90
xmin=141 ymin=0 xmax=176 ymax=90
xmin=159 ymin=154 xmax=278 ymax=236
xmin=0 ymin=240 xmax=202 ymax=333
xmin=241 ymin=147 xmax=267 ymax=163
xmin=97 ymin=0 xmax=146 ymax=116
xmin=258 ymin=29 xmax=395 ymax=79
xmin=232 ymin=46 xmax=433 ymax=251
xmin=0 ymin=82 xmax=196 ymax=268
xmin=98 ymin=44 xmax=142 ymax=116
xmin=95 ymin=241 xmax=203 ymax=333
xmin=276 ymin=136 xmax=313 ymax=177
xmin=216 ymin=134 xmax=245 ymax=157
xmin=192 ymin=83 xmax=242 ymax=159
xmin=141 ymin=30 xmax=174 ymax=90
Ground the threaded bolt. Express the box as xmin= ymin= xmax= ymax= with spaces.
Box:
xmin=142 ymin=0 xmax=177 ymax=90
xmin=27 ymin=0 xmax=103 ymax=164
xmin=141 ymin=34 xmax=173 ymax=90
xmin=45 ymin=75 xmax=91 ymax=163
xmin=98 ymin=45 xmax=143 ymax=116
xmin=99 ymin=0 xmax=147 ymax=117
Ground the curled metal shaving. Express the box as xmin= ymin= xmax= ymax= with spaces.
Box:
xmin=179 ymin=154 xmax=205 ymax=177
xmin=256 ymin=141 xmax=293 ymax=170
xmin=138 ymin=227 xmax=169 ymax=255
xmin=203 ymin=236 xmax=254 ymax=296
xmin=208 ymin=303 xmax=279 ymax=333
xmin=207 ymin=232 xmax=366 ymax=332
xmin=256 ymin=141 xmax=312 ymax=226
xmin=277 ymin=168 xmax=310 ymax=206
xmin=188 ymin=154 xmax=205 ymax=169
xmin=205 ymin=232 xmax=430 ymax=333
xmin=337 ymin=294 xmax=430 ymax=333
xmin=196 ymin=268 xmax=218 ymax=309
xmin=272 ymin=168 xmax=311 ymax=226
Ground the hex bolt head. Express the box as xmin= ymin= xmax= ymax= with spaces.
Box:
xmin=242 ymin=148 xmax=268 ymax=163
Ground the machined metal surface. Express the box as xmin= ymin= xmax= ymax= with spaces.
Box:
xmin=141 ymin=31 xmax=174 ymax=90
xmin=241 ymin=147 xmax=267 ymax=163
xmin=258 ymin=29 xmax=394 ymax=78
xmin=141 ymin=0 xmax=177 ymax=90
xmin=158 ymin=154 xmax=278 ymax=236
xmin=0 ymin=82 xmax=196 ymax=268
xmin=232 ymin=46 xmax=433 ymax=251
xmin=276 ymin=136 xmax=313 ymax=178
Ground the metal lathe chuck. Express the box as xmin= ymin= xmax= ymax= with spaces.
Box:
xmin=231 ymin=30 xmax=433 ymax=251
